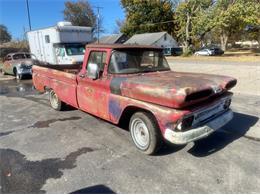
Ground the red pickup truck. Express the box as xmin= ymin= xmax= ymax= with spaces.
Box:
xmin=33 ymin=44 xmax=237 ymax=154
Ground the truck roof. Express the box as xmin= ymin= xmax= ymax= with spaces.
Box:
xmin=86 ymin=44 xmax=163 ymax=50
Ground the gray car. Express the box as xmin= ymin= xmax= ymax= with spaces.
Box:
xmin=1 ymin=52 xmax=38 ymax=79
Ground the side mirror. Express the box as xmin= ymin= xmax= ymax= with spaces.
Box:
xmin=87 ymin=63 xmax=99 ymax=80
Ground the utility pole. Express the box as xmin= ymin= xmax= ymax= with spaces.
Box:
xmin=26 ymin=0 xmax=32 ymax=31
xmin=94 ymin=6 xmax=103 ymax=43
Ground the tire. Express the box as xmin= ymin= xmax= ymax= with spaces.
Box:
xmin=129 ymin=112 xmax=162 ymax=155
xmin=16 ymin=73 xmax=22 ymax=80
xmin=13 ymin=68 xmax=22 ymax=80
xmin=1 ymin=69 xmax=6 ymax=75
xmin=49 ymin=89 xmax=65 ymax=111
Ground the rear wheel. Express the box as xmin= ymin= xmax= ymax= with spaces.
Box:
xmin=129 ymin=112 xmax=162 ymax=155
xmin=49 ymin=89 xmax=65 ymax=111
xmin=1 ymin=69 xmax=6 ymax=75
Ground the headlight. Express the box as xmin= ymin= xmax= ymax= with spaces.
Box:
xmin=71 ymin=58 xmax=76 ymax=64
xmin=166 ymin=115 xmax=195 ymax=132
xmin=176 ymin=115 xmax=194 ymax=131
xmin=223 ymin=99 xmax=231 ymax=109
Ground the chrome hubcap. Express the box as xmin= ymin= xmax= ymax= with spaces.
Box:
xmin=131 ymin=118 xmax=150 ymax=150
xmin=50 ymin=91 xmax=59 ymax=109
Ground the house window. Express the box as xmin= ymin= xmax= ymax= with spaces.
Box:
xmin=164 ymin=34 xmax=167 ymax=41
xmin=45 ymin=35 xmax=50 ymax=43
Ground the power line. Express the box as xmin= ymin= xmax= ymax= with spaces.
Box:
xmin=93 ymin=6 xmax=103 ymax=43
xmin=26 ymin=0 xmax=32 ymax=31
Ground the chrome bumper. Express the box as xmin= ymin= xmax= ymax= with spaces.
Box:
xmin=164 ymin=110 xmax=233 ymax=145
xmin=17 ymin=68 xmax=32 ymax=75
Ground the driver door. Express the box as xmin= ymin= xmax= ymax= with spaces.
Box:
xmin=77 ymin=50 xmax=110 ymax=120
xmin=3 ymin=55 xmax=13 ymax=74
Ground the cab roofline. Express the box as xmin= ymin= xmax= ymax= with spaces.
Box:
xmin=85 ymin=44 xmax=163 ymax=50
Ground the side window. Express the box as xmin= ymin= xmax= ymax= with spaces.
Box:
xmin=87 ymin=51 xmax=107 ymax=71
xmin=56 ymin=47 xmax=65 ymax=57
xmin=45 ymin=35 xmax=50 ymax=43
xmin=5 ymin=55 xmax=12 ymax=61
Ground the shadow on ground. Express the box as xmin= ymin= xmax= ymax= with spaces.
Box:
xmin=188 ymin=112 xmax=259 ymax=157
xmin=70 ymin=185 xmax=115 ymax=194
xmin=0 ymin=147 xmax=96 ymax=193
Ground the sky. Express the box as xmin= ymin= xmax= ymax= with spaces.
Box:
xmin=0 ymin=0 xmax=125 ymax=39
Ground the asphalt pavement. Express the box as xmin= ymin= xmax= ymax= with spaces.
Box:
xmin=0 ymin=73 xmax=259 ymax=193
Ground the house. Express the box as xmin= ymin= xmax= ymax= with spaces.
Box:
xmin=124 ymin=32 xmax=181 ymax=55
xmin=98 ymin=33 xmax=128 ymax=44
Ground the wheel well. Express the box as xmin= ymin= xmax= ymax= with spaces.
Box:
xmin=118 ymin=106 xmax=157 ymax=130
xmin=44 ymin=86 xmax=51 ymax=92
xmin=13 ymin=67 xmax=17 ymax=74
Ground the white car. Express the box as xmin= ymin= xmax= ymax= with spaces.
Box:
xmin=194 ymin=49 xmax=213 ymax=56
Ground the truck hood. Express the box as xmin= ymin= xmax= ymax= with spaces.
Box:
xmin=110 ymin=71 xmax=237 ymax=108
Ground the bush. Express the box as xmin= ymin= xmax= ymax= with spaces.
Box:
xmin=182 ymin=48 xmax=193 ymax=57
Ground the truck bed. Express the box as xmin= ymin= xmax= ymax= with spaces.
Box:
xmin=32 ymin=63 xmax=82 ymax=108
xmin=34 ymin=63 xmax=82 ymax=74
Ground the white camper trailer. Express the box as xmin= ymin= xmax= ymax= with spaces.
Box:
xmin=27 ymin=21 xmax=93 ymax=64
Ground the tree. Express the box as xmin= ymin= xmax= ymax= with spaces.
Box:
xmin=212 ymin=0 xmax=260 ymax=51
xmin=246 ymin=25 xmax=260 ymax=45
xmin=113 ymin=19 xmax=125 ymax=34
xmin=175 ymin=0 xmax=213 ymax=53
xmin=0 ymin=25 xmax=12 ymax=44
xmin=63 ymin=0 xmax=104 ymax=35
xmin=120 ymin=0 xmax=176 ymax=37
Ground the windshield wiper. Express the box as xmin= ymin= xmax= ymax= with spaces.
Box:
xmin=142 ymin=69 xmax=156 ymax=73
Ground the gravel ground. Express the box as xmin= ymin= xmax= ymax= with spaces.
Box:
xmin=167 ymin=58 xmax=260 ymax=96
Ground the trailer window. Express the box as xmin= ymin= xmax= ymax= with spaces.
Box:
xmin=45 ymin=35 xmax=50 ymax=43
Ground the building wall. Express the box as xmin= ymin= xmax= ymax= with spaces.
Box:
xmin=154 ymin=33 xmax=178 ymax=48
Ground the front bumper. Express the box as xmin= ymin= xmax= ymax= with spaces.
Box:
xmin=17 ymin=68 xmax=32 ymax=75
xmin=164 ymin=110 xmax=233 ymax=145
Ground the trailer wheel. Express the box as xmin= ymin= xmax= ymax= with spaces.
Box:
xmin=49 ymin=90 xmax=65 ymax=111
xmin=129 ymin=112 xmax=162 ymax=155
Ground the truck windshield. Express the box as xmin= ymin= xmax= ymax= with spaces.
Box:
xmin=109 ymin=50 xmax=170 ymax=74
xmin=65 ymin=44 xmax=85 ymax=56
xmin=13 ymin=54 xmax=26 ymax=60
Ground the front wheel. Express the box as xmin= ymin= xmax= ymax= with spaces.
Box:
xmin=49 ymin=89 xmax=65 ymax=111
xmin=16 ymin=73 xmax=23 ymax=80
xmin=129 ymin=112 xmax=162 ymax=155
xmin=14 ymin=68 xmax=22 ymax=80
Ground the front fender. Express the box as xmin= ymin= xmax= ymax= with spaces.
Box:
xmin=108 ymin=94 xmax=189 ymax=135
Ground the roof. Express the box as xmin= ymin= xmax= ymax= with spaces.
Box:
xmin=86 ymin=44 xmax=162 ymax=50
xmin=26 ymin=25 xmax=92 ymax=34
xmin=98 ymin=34 xmax=126 ymax=44
xmin=8 ymin=52 xmax=31 ymax=56
xmin=124 ymin=32 xmax=167 ymax=45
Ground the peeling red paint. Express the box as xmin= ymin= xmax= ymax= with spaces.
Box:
xmin=32 ymin=45 xmax=237 ymax=144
